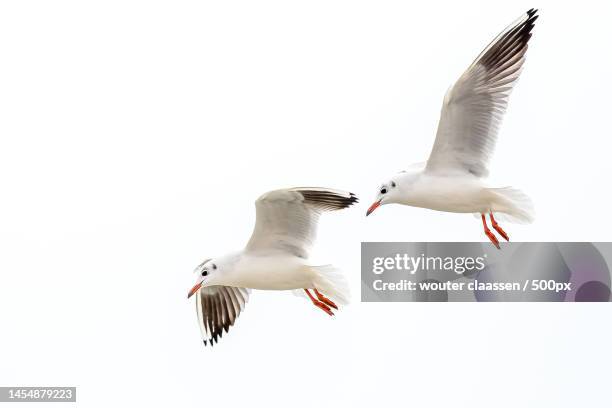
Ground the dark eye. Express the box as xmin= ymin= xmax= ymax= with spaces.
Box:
xmin=391 ymin=181 xmax=396 ymax=188
xmin=212 ymin=264 xmax=217 ymax=270
xmin=380 ymin=188 xmax=387 ymax=194
xmin=201 ymin=270 xmax=208 ymax=277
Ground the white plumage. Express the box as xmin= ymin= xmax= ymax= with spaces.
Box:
xmin=367 ymin=9 xmax=538 ymax=248
xmin=189 ymin=187 xmax=357 ymax=345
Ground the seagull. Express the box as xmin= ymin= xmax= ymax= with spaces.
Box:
xmin=366 ymin=9 xmax=538 ymax=248
xmin=187 ymin=187 xmax=358 ymax=345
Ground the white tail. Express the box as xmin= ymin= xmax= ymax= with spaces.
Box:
xmin=309 ymin=265 xmax=351 ymax=305
xmin=488 ymin=187 xmax=535 ymax=224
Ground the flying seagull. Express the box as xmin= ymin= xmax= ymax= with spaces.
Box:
xmin=366 ymin=9 xmax=538 ymax=248
xmin=188 ymin=187 xmax=357 ymax=345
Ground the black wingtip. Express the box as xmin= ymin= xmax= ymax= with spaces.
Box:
xmin=479 ymin=8 xmax=539 ymax=70
xmin=527 ymin=9 xmax=539 ymax=23
xmin=299 ymin=189 xmax=360 ymax=211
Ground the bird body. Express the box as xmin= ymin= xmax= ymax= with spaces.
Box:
xmin=206 ymin=251 xmax=316 ymax=291
xmin=367 ymin=9 xmax=539 ymax=247
xmin=393 ymin=170 xmax=485 ymax=212
xmin=188 ymin=187 xmax=357 ymax=345
xmin=390 ymin=170 xmax=532 ymax=222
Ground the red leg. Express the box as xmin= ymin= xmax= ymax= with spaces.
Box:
xmin=489 ymin=212 xmax=510 ymax=242
xmin=481 ymin=214 xmax=500 ymax=249
xmin=304 ymin=289 xmax=334 ymax=316
xmin=314 ymin=289 xmax=338 ymax=310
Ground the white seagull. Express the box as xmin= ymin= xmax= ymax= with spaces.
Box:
xmin=187 ymin=187 xmax=357 ymax=345
xmin=366 ymin=9 xmax=538 ymax=248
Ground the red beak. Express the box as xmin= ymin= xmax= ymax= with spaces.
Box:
xmin=187 ymin=282 xmax=202 ymax=299
xmin=366 ymin=200 xmax=382 ymax=216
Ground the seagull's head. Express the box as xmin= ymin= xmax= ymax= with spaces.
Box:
xmin=366 ymin=179 xmax=401 ymax=216
xmin=187 ymin=258 xmax=219 ymax=298
xmin=367 ymin=166 xmax=424 ymax=216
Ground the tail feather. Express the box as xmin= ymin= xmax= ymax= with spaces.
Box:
xmin=309 ymin=265 xmax=350 ymax=305
xmin=488 ymin=187 xmax=535 ymax=224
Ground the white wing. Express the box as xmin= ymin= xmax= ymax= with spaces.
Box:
xmin=426 ymin=9 xmax=538 ymax=177
xmin=245 ymin=187 xmax=358 ymax=258
xmin=195 ymin=285 xmax=250 ymax=346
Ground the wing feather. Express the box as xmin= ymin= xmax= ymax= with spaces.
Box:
xmin=196 ymin=286 xmax=250 ymax=346
xmin=245 ymin=187 xmax=358 ymax=258
xmin=426 ymin=9 xmax=538 ymax=177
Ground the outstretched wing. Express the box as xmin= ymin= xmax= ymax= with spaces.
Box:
xmin=245 ymin=187 xmax=358 ymax=258
xmin=426 ymin=9 xmax=538 ymax=177
xmin=195 ymin=286 xmax=250 ymax=346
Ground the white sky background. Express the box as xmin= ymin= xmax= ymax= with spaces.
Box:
xmin=1 ymin=1 xmax=611 ymax=407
